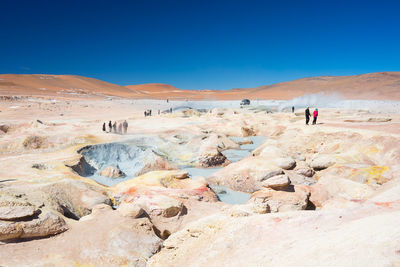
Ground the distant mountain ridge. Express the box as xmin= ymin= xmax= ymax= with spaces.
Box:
xmin=1 ymin=72 xmax=400 ymax=100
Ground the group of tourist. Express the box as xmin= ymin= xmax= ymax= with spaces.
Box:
xmin=102 ymin=120 xmax=128 ymax=134
xmin=144 ymin=108 xmax=173 ymax=117
xmin=305 ymin=107 xmax=318 ymax=125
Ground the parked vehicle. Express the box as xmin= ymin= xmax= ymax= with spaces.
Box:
xmin=240 ymin=99 xmax=250 ymax=105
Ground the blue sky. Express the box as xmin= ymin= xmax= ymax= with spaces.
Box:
xmin=1 ymin=0 xmax=399 ymax=90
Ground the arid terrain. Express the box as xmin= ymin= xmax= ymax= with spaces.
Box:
xmin=2 ymin=71 xmax=400 ymax=100
xmin=1 ymin=74 xmax=400 ymax=266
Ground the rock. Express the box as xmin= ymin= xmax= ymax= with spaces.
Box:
xmin=196 ymin=134 xmax=233 ymax=167
xmin=367 ymin=117 xmax=392 ymax=122
xmin=198 ymin=150 xmax=228 ymax=167
xmin=249 ymin=198 xmax=271 ymax=214
xmin=117 ymin=202 xmax=145 ymax=218
xmin=274 ymin=157 xmax=296 ymax=170
xmin=241 ymin=126 xmax=256 ymax=137
xmin=136 ymin=153 xmax=178 ymax=176
xmin=32 ymin=163 xmax=47 ymax=170
xmin=133 ymin=195 xmax=184 ymax=218
xmin=0 ymin=200 xmax=39 ymax=220
xmin=317 ymin=176 xmax=375 ymax=201
xmin=310 ymin=155 xmax=336 ymax=170
xmin=100 ymin=165 xmax=126 ymax=178
xmin=208 ymin=156 xmax=284 ymax=193
xmin=286 ymin=171 xmax=316 ymax=186
xmin=37 ymin=180 xmax=112 ymax=219
xmin=261 ymin=175 xmax=290 ymax=190
xmin=0 ymin=209 xmax=68 ymax=241
xmin=0 ymin=124 xmax=10 ymax=133
xmin=295 ymin=167 xmax=315 ymax=177
xmin=257 ymin=169 xmax=285 ymax=182
xmin=170 ymin=170 xmax=189 ymax=179
xmin=248 ymin=186 xmax=310 ymax=213
xmin=22 ymin=135 xmax=47 ymax=149
xmin=237 ymin=138 xmax=253 ymax=145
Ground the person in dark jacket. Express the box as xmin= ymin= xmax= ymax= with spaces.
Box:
xmin=102 ymin=122 xmax=106 ymax=132
xmin=108 ymin=120 xmax=112 ymax=132
xmin=305 ymin=107 xmax=311 ymax=125
xmin=292 ymin=106 xmax=295 ymax=113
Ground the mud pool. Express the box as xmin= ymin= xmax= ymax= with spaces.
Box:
xmin=181 ymin=136 xmax=266 ymax=204
xmin=73 ymin=136 xmax=266 ymax=204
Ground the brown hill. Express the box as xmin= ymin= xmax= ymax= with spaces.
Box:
xmin=1 ymin=72 xmax=400 ymax=100
xmin=0 ymin=74 xmax=143 ymax=98
xmin=241 ymin=72 xmax=400 ymax=100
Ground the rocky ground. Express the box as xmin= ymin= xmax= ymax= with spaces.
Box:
xmin=1 ymin=95 xmax=400 ymax=266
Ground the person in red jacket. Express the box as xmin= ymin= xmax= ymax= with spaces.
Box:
xmin=312 ymin=108 xmax=318 ymax=125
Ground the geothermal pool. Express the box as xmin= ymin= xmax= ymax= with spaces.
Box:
xmin=74 ymin=136 xmax=265 ymax=204
xmin=181 ymin=136 xmax=266 ymax=204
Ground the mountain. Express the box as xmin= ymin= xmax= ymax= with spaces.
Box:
xmin=0 ymin=74 xmax=142 ymax=98
xmin=1 ymin=72 xmax=400 ymax=100
xmin=241 ymin=72 xmax=400 ymax=100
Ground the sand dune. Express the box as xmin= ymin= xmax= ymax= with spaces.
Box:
xmin=1 ymin=72 xmax=400 ymax=100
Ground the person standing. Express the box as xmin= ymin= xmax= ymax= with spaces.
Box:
xmin=113 ymin=121 xmax=117 ymax=133
xmin=123 ymin=120 xmax=128 ymax=134
xmin=292 ymin=106 xmax=295 ymax=113
xmin=305 ymin=107 xmax=311 ymax=125
xmin=313 ymin=108 xmax=318 ymax=125
xmin=108 ymin=120 xmax=112 ymax=132
xmin=118 ymin=122 xmax=122 ymax=134
xmin=102 ymin=122 xmax=106 ymax=132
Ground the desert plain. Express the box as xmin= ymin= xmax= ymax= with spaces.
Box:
xmin=0 ymin=73 xmax=400 ymax=266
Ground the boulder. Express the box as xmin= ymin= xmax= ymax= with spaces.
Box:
xmin=261 ymin=175 xmax=290 ymax=190
xmin=198 ymin=150 xmax=228 ymax=167
xmin=0 ymin=200 xmax=39 ymax=221
xmin=133 ymin=195 xmax=184 ymax=218
xmin=100 ymin=165 xmax=126 ymax=178
xmin=249 ymin=198 xmax=271 ymax=214
xmin=248 ymin=186 xmax=310 ymax=213
xmin=286 ymin=171 xmax=316 ymax=186
xmin=310 ymin=155 xmax=336 ymax=170
xmin=237 ymin=138 xmax=253 ymax=145
xmin=35 ymin=180 xmax=112 ymax=219
xmin=295 ymin=167 xmax=315 ymax=177
xmin=0 ymin=209 xmax=68 ymax=241
xmin=117 ymin=202 xmax=145 ymax=218
xmin=22 ymin=135 xmax=47 ymax=149
xmin=241 ymin=126 xmax=256 ymax=137
xmin=274 ymin=157 xmax=296 ymax=170
xmin=208 ymin=156 xmax=284 ymax=193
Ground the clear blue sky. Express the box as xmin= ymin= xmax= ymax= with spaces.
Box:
xmin=1 ymin=0 xmax=399 ymax=90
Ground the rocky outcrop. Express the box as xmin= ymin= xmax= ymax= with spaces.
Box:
xmin=198 ymin=151 xmax=228 ymax=167
xmin=0 ymin=195 xmax=68 ymax=241
xmin=241 ymin=126 xmax=256 ymax=137
xmin=310 ymin=154 xmax=336 ymax=170
xmin=261 ymin=174 xmax=290 ymax=190
xmin=22 ymin=135 xmax=47 ymax=149
xmin=0 ymin=210 xmax=67 ymax=241
xmin=274 ymin=157 xmax=296 ymax=170
xmin=99 ymin=165 xmax=126 ymax=178
xmin=0 ymin=180 xmax=112 ymax=220
xmin=207 ymin=156 xmax=284 ymax=192
xmin=248 ymin=186 xmax=310 ymax=213
xmin=132 ymin=195 xmax=184 ymax=218
xmin=0 ymin=200 xmax=39 ymax=221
